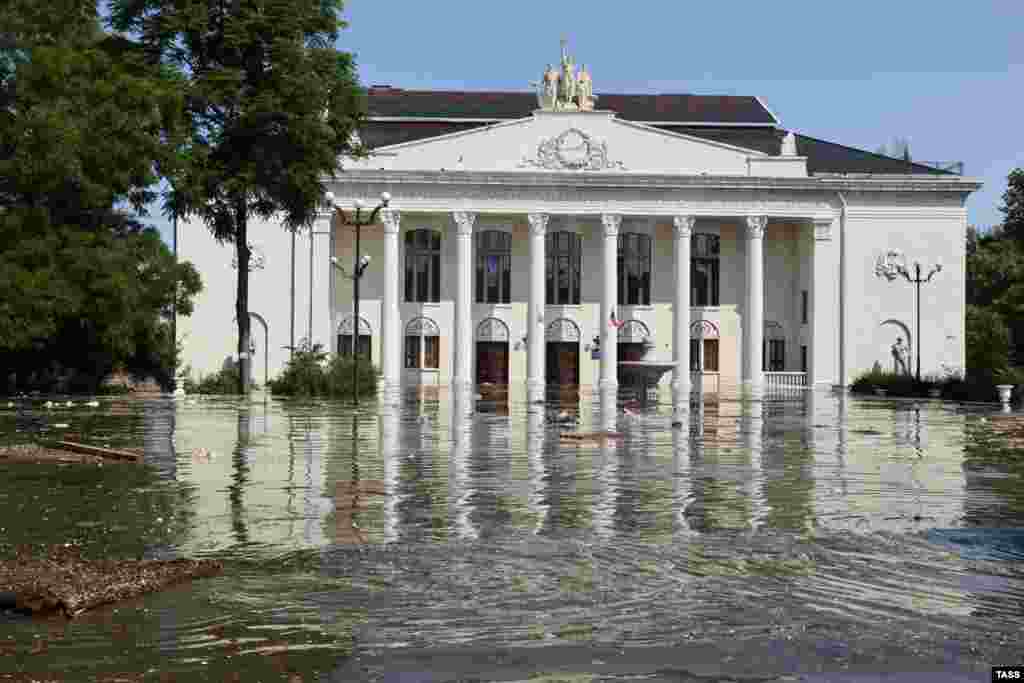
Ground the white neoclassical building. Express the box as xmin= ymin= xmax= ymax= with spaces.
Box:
xmin=178 ymin=49 xmax=980 ymax=395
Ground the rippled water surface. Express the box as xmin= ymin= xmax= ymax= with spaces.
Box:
xmin=1 ymin=388 xmax=1023 ymax=682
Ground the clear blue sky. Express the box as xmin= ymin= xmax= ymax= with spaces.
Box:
xmin=152 ymin=0 xmax=1023 ymax=242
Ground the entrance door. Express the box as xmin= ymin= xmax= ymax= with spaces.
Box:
xmin=476 ymin=341 xmax=509 ymax=386
xmin=617 ymin=342 xmax=645 ymax=386
xmin=546 ymin=342 xmax=579 ymax=386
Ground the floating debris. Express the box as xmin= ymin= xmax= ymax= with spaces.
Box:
xmin=0 ymin=545 xmax=222 ymax=617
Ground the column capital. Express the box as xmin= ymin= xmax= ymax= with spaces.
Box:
xmin=813 ymin=218 xmax=834 ymax=241
xmin=601 ymin=213 xmax=622 ymax=238
xmin=452 ymin=210 xmax=476 ymax=236
xmin=381 ymin=208 xmax=401 ymax=235
xmin=745 ymin=215 xmax=768 ymax=240
xmin=673 ymin=215 xmax=695 ymax=239
xmin=527 ymin=213 xmax=549 ymax=237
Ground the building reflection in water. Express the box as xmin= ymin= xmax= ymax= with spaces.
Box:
xmin=450 ymin=387 xmax=476 ymax=540
xmin=526 ymin=401 xmax=547 ymax=534
xmin=742 ymin=390 xmax=766 ymax=530
xmin=592 ymin=387 xmax=618 ymax=539
xmin=380 ymin=386 xmax=401 ymax=544
xmin=672 ymin=394 xmax=692 ymax=539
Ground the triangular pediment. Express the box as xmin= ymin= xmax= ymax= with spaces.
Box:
xmin=346 ymin=111 xmax=806 ymax=177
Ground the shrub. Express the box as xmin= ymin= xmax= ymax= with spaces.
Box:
xmin=267 ymin=340 xmax=378 ymax=398
xmin=850 ymin=368 xmax=918 ymax=396
xmin=188 ymin=364 xmax=245 ymax=394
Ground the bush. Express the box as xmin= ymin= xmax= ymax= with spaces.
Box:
xmin=267 ymin=340 xmax=378 ymax=399
xmin=850 ymin=368 xmax=919 ymax=396
xmin=187 ymin=363 xmax=245 ymax=394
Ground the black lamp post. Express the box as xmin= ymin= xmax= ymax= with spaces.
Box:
xmin=884 ymin=258 xmax=943 ymax=384
xmin=325 ymin=191 xmax=390 ymax=405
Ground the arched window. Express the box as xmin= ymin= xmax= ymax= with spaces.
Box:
xmin=546 ymin=231 xmax=581 ymax=305
xmin=337 ymin=316 xmax=371 ymax=361
xmin=692 ymin=233 xmax=719 ymax=307
xmin=476 ymin=230 xmax=511 ymax=304
xmin=405 ymin=229 xmax=441 ymax=303
xmin=405 ymin=317 xmax=440 ymax=369
xmin=618 ymin=233 xmax=651 ymax=305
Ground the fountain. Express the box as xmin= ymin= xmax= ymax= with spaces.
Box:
xmin=617 ymin=337 xmax=678 ymax=404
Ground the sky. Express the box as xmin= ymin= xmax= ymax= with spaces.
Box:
xmin=151 ymin=0 xmax=1023 ymax=243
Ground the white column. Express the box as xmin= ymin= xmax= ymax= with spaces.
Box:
xmin=810 ymin=218 xmax=838 ymax=388
xmin=672 ymin=215 xmax=694 ymax=393
xmin=310 ymin=212 xmax=333 ymax=353
xmin=600 ymin=214 xmax=621 ymax=391
xmin=452 ymin=211 xmax=476 ymax=388
xmin=527 ymin=213 xmax=548 ymax=398
xmin=744 ymin=215 xmax=767 ymax=389
xmin=380 ymin=208 xmax=401 ymax=386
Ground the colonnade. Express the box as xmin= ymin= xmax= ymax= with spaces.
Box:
xmin=335 ymin=209 xmax=836 ymax=392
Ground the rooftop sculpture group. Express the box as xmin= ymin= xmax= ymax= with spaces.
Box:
xmin=535 ymin=39 xmax=596 ymax=112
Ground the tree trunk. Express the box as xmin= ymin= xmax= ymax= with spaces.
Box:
xmin=235 ymin=203 xmax=251 ymax=395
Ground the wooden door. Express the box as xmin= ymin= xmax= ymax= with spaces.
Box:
xmin=617 ymin=342 xmax=644 ymax=386
xmin=476 ymin=342 xmax=509 ymax=386
xmin=546 ymin=342 xmax=579 ymax=386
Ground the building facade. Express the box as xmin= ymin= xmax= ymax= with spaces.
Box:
xmin=178 ymin=51 xmax=980 ymax=394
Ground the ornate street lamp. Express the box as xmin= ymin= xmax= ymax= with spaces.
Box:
xmin=324 ymin=191 xmax=391 ymax=404
xmin=875 ymin=251 xmax=943 ymax=384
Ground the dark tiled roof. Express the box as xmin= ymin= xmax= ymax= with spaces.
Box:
xmin=792 ymin=134 xmax=953 ymax=176
xmin=366 ymin=88 xmax=776 ymax=125
xmin=360 ymin=90 xmax=954 ymax=176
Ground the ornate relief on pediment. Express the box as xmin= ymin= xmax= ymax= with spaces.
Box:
xmin=519 ymin=128 xmax=626 ymax=171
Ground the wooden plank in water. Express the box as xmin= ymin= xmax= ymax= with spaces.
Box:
xmin=559 ymin=431 xmax=624 ymax=442
xmin=37 ymin=441 xmax=142 ymax=462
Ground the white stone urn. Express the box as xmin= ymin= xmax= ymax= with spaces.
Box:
xmin=996 ymin=384 xmax=1014 ymax=410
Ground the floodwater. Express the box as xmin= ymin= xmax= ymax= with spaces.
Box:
xmin=1 ymin=386 xmax=1022 ymax=682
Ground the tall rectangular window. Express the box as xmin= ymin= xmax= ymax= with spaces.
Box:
xmin=691 ymin=234 xmax=720 ymax=307
xmin=545 ymin=231 xmax=581 ymax=305
xmin=618 ymin=233 xmax=652 ymax=306
xmin=405 ymin=229 xmax=441 ymax=303
xmin=801 ymin=290 xmax=809 ymax=325
xmin=476 ymin=231 xmax=512 ymax=304
xmin=801 ymin=345 xmax=808 ymax=373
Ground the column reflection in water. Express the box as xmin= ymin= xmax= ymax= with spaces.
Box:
xmin=741 ymin=389 xmax=767 ymax=530
xmin=449 ymin=387 xmax=476 ymax=540
xmin=302 ymin=411 xmax=329 ymax=546
xmin=808 ymin=388 xmax=850 ymax=530
xmin=672 ymin=396 xmax=692 ymax=538
xmin=526 ymin=403 xmax=547 ymax=534
xmin=593 ymin=387 xmax=618 ymax=539
xmin=380 ymin=386 xmax=401 ymax=544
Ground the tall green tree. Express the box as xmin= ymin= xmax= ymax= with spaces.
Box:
xmin=1000 ymin=168 xmax=1024 ymax=244
xmin=109 ymin=0 xmax=365 ymax=393
xmin=0 ymin=0 xmax=201 ymax=390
